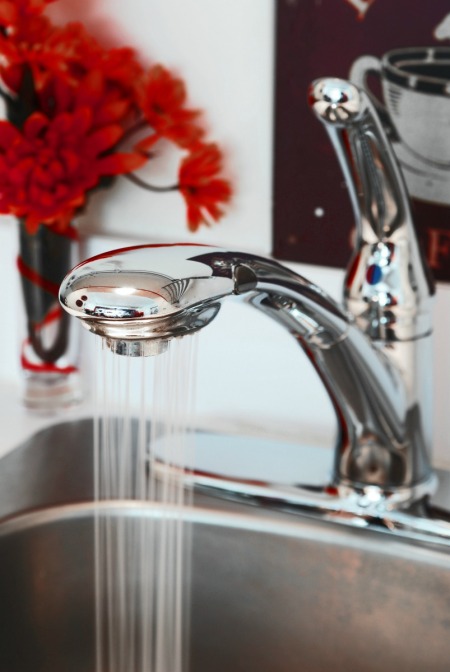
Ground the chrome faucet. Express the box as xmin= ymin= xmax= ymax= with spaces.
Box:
xmin=60 ymin=79 xmax=450 ymax=543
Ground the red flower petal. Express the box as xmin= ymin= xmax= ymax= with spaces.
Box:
xmin=97 ymin=152 xmax=147 ymax=175
xmin=78 ymin=69 xmax=105 ymax=102
xmin=24 ymin=112 xmax=49 ymax=140
xmin=24 ymin=214 xmax=42 ymax=234
xmin=178 ymin=144 xmax=232 ymax=231
xmin=70 ymin=107 xmax=93 ymax=136
xmin=140 ymin=64 xmax=204 ymax=148
xmin=59 ymin=149 xmax=81 ymax=175
xmin=89 ymin=125 xmax=123 ymax=155
xmin=0 ymin=122 xmax=21 ymax=148
xmin=95 ymin=100 xmax=130 ymax=126
xmin=0 ymin=2 xmax=16 ymax=26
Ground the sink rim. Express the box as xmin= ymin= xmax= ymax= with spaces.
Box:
xmin=1 ymin=415 xmax=450 ymax=555
xmin=1 ymin=499 xmax=449 ymax=573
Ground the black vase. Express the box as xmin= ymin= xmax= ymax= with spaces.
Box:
xmin=18 ymin=221 xmax=82 ymax=411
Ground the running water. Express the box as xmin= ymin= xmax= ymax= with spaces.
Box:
xmin=93 ymin=335 xmax=199 ymax=672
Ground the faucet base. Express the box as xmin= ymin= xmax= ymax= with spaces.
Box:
xmin=333 ymin=473 xmax=438 ymax=510
xmin=180 ymin=468 xmax=450 ymax=547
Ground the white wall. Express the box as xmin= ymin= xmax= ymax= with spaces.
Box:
xmin=1 ymin=0 xmax=450 ymax=469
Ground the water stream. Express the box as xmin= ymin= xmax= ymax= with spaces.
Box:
xmin=93 ymin=335 xmax=199 ymax=672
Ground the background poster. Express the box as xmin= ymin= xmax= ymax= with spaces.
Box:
xmin=273 ymin=0 xmax=450 ymax=282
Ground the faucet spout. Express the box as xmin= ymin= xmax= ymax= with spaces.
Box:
xmin=60 ymin=241 xmax=434 ymax=498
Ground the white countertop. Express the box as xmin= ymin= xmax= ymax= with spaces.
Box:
xmin=0 ymin=381 xmax=93 ymax=461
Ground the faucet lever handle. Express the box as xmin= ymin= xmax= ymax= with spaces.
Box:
xmin=308 ymin=77 xmax=434 ymax=342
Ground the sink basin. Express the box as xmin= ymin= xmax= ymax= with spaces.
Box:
xmin=0 ymin=419 xmax=449 ymax=672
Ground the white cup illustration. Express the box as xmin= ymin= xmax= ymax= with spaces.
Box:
xmin=350 ymin=47 xmax=450 ymax=204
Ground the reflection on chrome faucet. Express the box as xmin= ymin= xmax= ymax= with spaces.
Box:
xmin=59 ymin=79 xmax=450 ymax=545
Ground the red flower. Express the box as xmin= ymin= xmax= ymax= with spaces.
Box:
xmin=0 ymin=2 xmax=56 ymax=93
xmin=0 ymin=109 xmax=146 ymax=232
xmin=39 ymin=69 xmax=134 ymax=128
xmin=178 ymin=144 xmax=232 ymax=232
xmin=138 ymin=65 xmax=204 ymax=150
xmin=0 ymin=14 xmax=143 ymax=100
xmin=0 ymin=4 xmax=232 ymax=235
xmin=45 ymin=23 xmax=144 ymax=96
xmin=0 ymin=0 xmax=55 ymax=25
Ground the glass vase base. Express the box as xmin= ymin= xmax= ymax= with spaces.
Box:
xmin=22 ymin=371 xmax=82 ymax=414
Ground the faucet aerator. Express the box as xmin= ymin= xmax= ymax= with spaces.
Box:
xmin=106 ymin=338 xmax=170 ymax=358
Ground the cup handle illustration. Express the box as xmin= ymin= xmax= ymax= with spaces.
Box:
xmin=349 ymin=55 xmax=399 ymax=142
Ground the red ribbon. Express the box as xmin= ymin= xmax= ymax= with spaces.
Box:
xmin=17 ymin=256 xmax=61 ymax=297
xmin=20 ymin=305 xmax=78 ymax=374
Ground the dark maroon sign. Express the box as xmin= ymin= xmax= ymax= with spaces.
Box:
xmin=273 ymin=0 xmax=450 ymax=282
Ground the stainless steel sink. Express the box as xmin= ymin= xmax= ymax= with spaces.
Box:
xmin=1 ymin=419 xmax=449 ymax=672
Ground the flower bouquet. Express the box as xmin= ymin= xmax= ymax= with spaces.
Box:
xmin=0 ymin=0 xmax=231 ymax=409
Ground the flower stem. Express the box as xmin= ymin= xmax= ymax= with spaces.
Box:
xmin=124 ymin=172 xmax=179 ymax=192
xmin=120 ymin=119 xmax=151 ymax=145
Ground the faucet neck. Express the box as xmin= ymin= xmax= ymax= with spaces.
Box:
xmin=242 ymin=256 xmax=433 ymax=494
